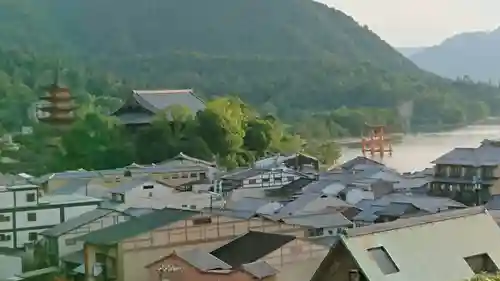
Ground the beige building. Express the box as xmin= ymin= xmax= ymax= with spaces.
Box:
xmin=146 ymin=231 xmax=328 ymax=281
xmin=37 ymin=153 xmax=218 ymax=193
xmin=75 ymin=207 xmax=311 ymax=281
xmin=311 ymin=206 xmax=500 ymax=281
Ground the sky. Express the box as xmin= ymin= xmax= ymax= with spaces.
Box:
xmin=321 ymin=0 xmax=500 ymax=47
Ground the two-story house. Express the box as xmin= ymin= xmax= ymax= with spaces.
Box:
xmin=217 ymin=167 xmax=308 ymax=200
xmin=430 ymin=139 xmax=500 ymax=205
xmin=39 ymin=208 xmax=134 ymax=266
xmin=0 ymin=184 xmax=101 ymax=249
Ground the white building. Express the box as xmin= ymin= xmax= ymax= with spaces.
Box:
xmin=106 ymin=177 xmax=224 ymax=210
xmin=0 ymin=184 xmax=101 ymax=249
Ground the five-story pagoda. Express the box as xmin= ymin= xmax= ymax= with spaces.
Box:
xmin=37 ymin=67 xmax=77 ymax=129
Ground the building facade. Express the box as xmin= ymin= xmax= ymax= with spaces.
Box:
xmin=0 ymin=184 xmax=101 ymax=249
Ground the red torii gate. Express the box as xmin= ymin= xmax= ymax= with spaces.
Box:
xmin=361 ymin=123 xmax=393 ymax=158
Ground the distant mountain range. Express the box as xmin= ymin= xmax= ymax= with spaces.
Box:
xmin=397 ymin=47 xmax=424 ymax=58
xmin=405 ymin=28 xmax=500 ymax=81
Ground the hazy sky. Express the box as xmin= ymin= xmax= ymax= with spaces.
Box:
xmin=321 ymin=0 xmax=500 ymax=47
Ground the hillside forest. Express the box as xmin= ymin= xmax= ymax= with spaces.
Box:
xmin=0 ymin=0 xmax=499 ymax=174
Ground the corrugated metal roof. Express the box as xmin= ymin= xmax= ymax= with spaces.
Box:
xmin=77 ymin=208 xmax=198 ymax=245
xmin=41 ymin=208 xmax=118 ymax=237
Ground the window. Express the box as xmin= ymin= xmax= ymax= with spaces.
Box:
xmin=148 ymin=192 xmax=153 ymax=198
xmin=465 ymin=253 xmax=498 ymax=274
xmin=181 ymin=173 xmax=189 ymax=179
xmin=367 ymin=247 xmax=399 ymax=275
xmin=65 ymin=238 xmax=76 ymax=246
xmin=189 ymin=205 xmax=197 ymax=210
xmin=200 ymin=172 xmax=207 ymax=179
xmin=123 ymin=170 xmax=132 ymax=177
xmin=27 ymin=213 xmax=37 ymax=222
xmin=262 ymin=178 xmax=270 ymax=183
xmin=0 ymin=234 xmax=11 ymax=241
xmin=274 ymin=177 xmax=282 ymax=181
xmin=143 ymin=185 xmax=154 ymax=190
xmin=248 ymin=179 xmax=257 ymax=184
xmin=172 ymin=174 xmax=180 ymax=179
xmin=287 ymin=176 xmax=295 ymax=181
xmin=192 ymin=217 xmax=212 ymax=225
xmin=190 ymin=173 xmax=198 ymax=178
xmin=28 ymin=232 xmax=38 ymax=241
xmin=111 ymin=193 xmax=125 ymax=203
xmin=0 ymin=215 xmax=10 ymax=222
xmin=307 ymin=228 xmax=324 ymax=237
xmin=26 ymin=193 xmax=36 ymax=202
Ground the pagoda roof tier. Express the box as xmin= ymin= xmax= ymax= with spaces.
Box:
xmin=38 ymin=116 xmax=75 ymax=124
xmin=40 ymin=96 xmax=74 ymax=102
xmin=38 ymin=104 xmax=77 ymax=112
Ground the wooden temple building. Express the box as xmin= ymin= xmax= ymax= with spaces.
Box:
xmin=110 ymin=89 xmax=205 ymax=127
xmin=37 ymin=68 xmax=77 ymax=129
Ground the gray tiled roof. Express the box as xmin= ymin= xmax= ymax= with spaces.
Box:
xmin=78 ymin=208 xmax=198 ymax=245
xmin=283 ymin=212 xmax=353 ymax=228
xmin=49 ymin=178 xmax=91 ymax=195
xmin=133 ymin=89 xmax=206 ymax=114
xmin=375 ymin=202 xmax=415 ymax=217
xmin=41 ymin=208 xmax=118 ymax=237
xmin=361 ymin=193 xmax=466 ymax=213
xmin=241 ymin=261 xmax=279 ymax=278
xmin=177 ymin=249 xmax=231 ymax=271
xmin=352 ymin=205 xmax=384 ymax=222
xmin=225 ymin=197 xmax=271 ymax=212
xmin=347 ymin=206 xmax=486 ymax=237
xmin=432 ymin=142 xmax=500 ymax=166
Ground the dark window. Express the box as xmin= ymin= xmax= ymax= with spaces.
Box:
xmin=123 ymin=170 xmax=132 ymax=177
xmin=367 ymin=247 xmax=399 ymax=275
xmin=248 ymin=179 xmax=257 ymax=184
xmin=307 ymin=228 xmax=324 ymax=237
xmin=0 ymin=234 xmax=11 ymax=241
xmin=192 ymin=217 xmax=212 ymax=225
xmin=181 ymin=173 xmax=189 ymax=179
xmin=142 ymin=185 xmax=154 ymax=190
xmin=111 ymin=193 xmax=124 ymax=203
xmin=200 ymin=172 xmax=207 ymax=179
xmin=287 ymin=176 xmax=295 ymax=181
xmin=172 ymin=174 xmax=180 ymax=179
xmin=190 ymin=173 xmax=198 ymax=178
xmin=0 ymin=215 xmax=10 ymax=222
xmin=26 ymin=193 xmax=36 ymax=202
xmin=465 ymin=253 xmax=498 ymax=274
xmin=27 ymin=213 xmax=36 ymax=222
xmin=28 ymin=232 xmax=38 ymax=241
xmin=262 ymin=178 xmax=270 ymax=183
xmin=274 ymin=177 xmax=282 ymax=181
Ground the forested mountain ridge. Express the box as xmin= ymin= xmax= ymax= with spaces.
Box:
xmin=0 ymin=0 xmax=499 ymax=140
xmin=0 ymin=0 xmax=415 ymax=71
xmin=409 ymin=28 xmax=500 ymax=81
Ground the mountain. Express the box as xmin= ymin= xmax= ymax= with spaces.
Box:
xmin=0 ymin=0 xmax=499 ymax=133
xmin=409 ymin=28 xmax=500 ymax=81
xmin=397 ymin=47 xmax=425 ymax=58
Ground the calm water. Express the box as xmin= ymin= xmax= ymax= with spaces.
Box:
xmin=338 ymin=125 xmax=500 ymax=173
